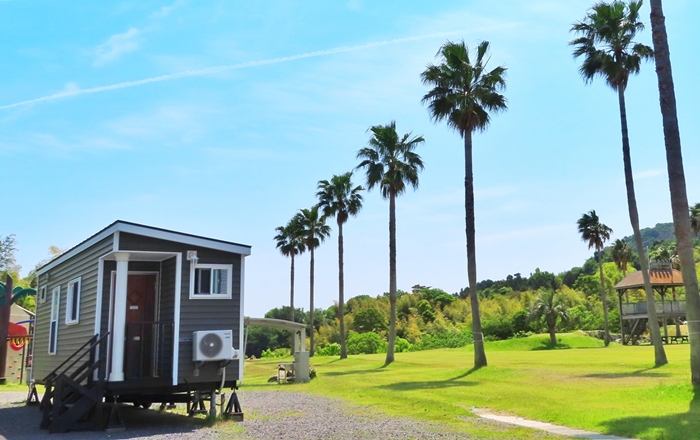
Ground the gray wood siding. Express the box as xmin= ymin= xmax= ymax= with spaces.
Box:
xmin=159 ymin=257 xmax=177 ymax=378
xmin=32 ymin=236 xmax=114 ymax=381
xmin=118 ymin=233 xmax=242 ymax=383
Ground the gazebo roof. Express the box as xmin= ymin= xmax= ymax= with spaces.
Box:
xmin=614 ymin=269 xmax=685 ymax=291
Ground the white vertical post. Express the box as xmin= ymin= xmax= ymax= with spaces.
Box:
xmin=109 ymin=252 xmax=129 ymax=382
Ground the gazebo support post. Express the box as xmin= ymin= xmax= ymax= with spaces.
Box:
xmin=618 ymin=291 xmax=626 ymax=345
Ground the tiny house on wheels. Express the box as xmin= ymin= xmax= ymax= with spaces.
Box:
xmin=30 ymin=221 xmax=250 ymax=432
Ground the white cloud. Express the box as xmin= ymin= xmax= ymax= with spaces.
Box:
xmin=347 ymin=0 xmax=362 ymax=11
xmin=106 ymin=105 xmax=213 ymax=142
xmin=633 ymin=169 xmax=664 ymax=180
xmin=480 ymin=224 xmax=570 ymax=244
xmin=150 ymin=0 xmax=185 ymax=19
xmin=93 ymin=28 xmax=141 ymax=67
xmin=1 ymin=30 xmax=468 ymax=110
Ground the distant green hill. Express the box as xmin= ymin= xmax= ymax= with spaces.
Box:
xmin=622 ymin=222 xmax=675 ymax=249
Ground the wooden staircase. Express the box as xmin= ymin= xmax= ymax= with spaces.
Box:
xmin=623 ymin=318 xmax=647 ymax=345
xmin=40 ymin=333 xmax=109 ymax=433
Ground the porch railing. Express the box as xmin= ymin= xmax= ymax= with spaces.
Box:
xmin=124 ymin=321 xmax=174 ymax=379
xmin=621 ymin=301 xmax=686 ymax=316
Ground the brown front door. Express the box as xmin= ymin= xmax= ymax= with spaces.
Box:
xmin=125 ymin=273 xmax=157 ymax=378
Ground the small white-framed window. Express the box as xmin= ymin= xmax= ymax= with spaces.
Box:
xmin=38 ymin=285 xmax=47 ymax=304
xmin=190 ymin=264 xmax=233 ymax=299
xmin=65 ymin=277 xmax=81 ymax=325
xmin=49 ymin=286 xmax=60 ymax=355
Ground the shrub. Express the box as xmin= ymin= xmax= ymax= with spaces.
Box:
xmin=395 ymin=337 xmax=413 ymax=353
xmin=414 ymin=327 xmax=473 ymax=350
xmin=482 ymin=317 xmax=515 ymax=340
xmin=315 ymin=343 xmax=341 ymax=356
xmin=346 ymin=332 xmax=387 ymax=355
xmin=261 ymin=348 xmax=289 ymax=358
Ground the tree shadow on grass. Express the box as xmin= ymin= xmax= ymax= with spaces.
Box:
xmin=582 ymin=366 xmax=671 ymax=379
xmin=323 ymin=367 xmax=388 ymax=377
xmin=376 ymin=366 xmax=481 ymax=391
xmin=600 ymin=387 xmax=700 ymax=440
xmin=378 ymin=380 xmax=478 ymax=391
xmin=531 ymin=342 xmax=573 ymax=351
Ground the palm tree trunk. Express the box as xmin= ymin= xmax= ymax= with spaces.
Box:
xmin=617 ymin=87 xmax=668 ymax=365
xmin=338 ymin=221 xmax=347 ymax=359
xmin=290 ymin=254 xmax=296 ymax=352
xmin=290 ymin=255 xmax=295 ymax=323
xmin=465 ymin=130 xmax=487 ymax=368
xmin=549 ymin=325 xmax=557 ymax=347
xmin=597 ymin=250 xmax=610 ymax=346
xmin=650 ymin=0 xmax=700 ymax=383
xmin=385 ymin=191 xmax=397 ymax=365
xmin=310 ymin=246 xmax=315 ymax=357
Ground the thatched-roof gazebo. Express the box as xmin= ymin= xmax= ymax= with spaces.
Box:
xmin=614 ymin=262 xmax=686 ymax=345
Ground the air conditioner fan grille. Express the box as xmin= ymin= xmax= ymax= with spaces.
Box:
xmin=199 ymin=333 xmax=224 ymax=358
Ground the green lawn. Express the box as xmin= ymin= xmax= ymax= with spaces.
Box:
xmin=241 ymin=333 xmax=699 ymax=440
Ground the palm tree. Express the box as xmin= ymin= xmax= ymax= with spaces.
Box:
xmin=689 ymin=203 xmax=700 ymax=236
xmin=421 ymin=40 xmax=507 ymax=368
xmin=295 ymin=205 xmax=331 ymax=357
xmin=356 ymin=121 xmax=424 ymax=365
xmin=316 ymin=172 xmax=364 ymax=359
xmin=577 ymin=210 xmax=613 ymax=346
xmin=611 ymin=239 xmax=634 ymax=276
xmin=274 ymin=217 xmax=306 ymax=323
xmin=529 ymin=289 xmax=570 ymax=347
xmin=571 ymin=0 xmax=666 ymax=365
xmin=649 ymin=0 xmax=700 ymax=383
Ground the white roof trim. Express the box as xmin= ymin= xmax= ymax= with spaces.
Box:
xmin=37 ymin=221 xmax=251 ymax=276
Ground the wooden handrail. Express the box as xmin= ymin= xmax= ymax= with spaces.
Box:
xmin=43 ymin=333 xmax=110 ymax=382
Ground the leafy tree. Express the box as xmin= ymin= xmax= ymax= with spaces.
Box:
xmin=530 ymin=289 xmax=570 ymax=346
xmin=356 ymin=120 xmax=425 ymax=364
xmin=294 ymin=206 xmax=331 ymax=356
xmin=419 ymin=288 xmax=455 ymax=308
xmin=316 ymin=172 xmax=364 ymax=359
xmin=528 ymin=269 xmax=560 ymax=291
xmin=421 ymin=40 xmax=507 ymax=368
xmin=0 ymin=235 xmax=19 ymax=276
xmin=571 ymin=0 xmax=666 ymax=365
xmin=416 ymin=300 xmax=436 ymax=323
xmin=577 ymin=210 xmax=613 ymax=346
xmin=274 ymin=216 xmax=306 ymax=323
xmin=649 ymin=0 xmax=700 ymax=382
xmin=353 ymin=308 xmax=388 ymax=333
xmin=611 ymin=239 xmax=634 ymax=276
xmin=690 ymin=203 xmax=700 ymax=236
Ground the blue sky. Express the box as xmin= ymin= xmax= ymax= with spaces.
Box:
xmin=2 ymin=0 xmax=699 ymax=318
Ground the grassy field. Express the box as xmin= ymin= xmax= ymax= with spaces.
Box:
xmin=241 ymin=333 xmax=699 ymax=440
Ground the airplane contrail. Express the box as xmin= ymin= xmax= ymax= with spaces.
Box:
xmin=0 ymin=31 xmax=463 ymax=110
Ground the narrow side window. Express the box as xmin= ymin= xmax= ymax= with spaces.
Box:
xmin=49 ymin=286 xmax=60 ymax=355
xmin=65 ymin=277 xmax=81 ymax=325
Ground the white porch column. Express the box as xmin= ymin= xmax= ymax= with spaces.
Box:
xmin=109 ymin=252 xmax=130 ymax=382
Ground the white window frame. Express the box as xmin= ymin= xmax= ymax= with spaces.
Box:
xmin=49 ymin=286 xmax=60 ymax=355
xmin=189 ymin=263 xmax=233 ymax=299
xmin=38 ymin=285 xmax=47 ymax=304
xmin=65 ymin=277 xmax=81 ymax=325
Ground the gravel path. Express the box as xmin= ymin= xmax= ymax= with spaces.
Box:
xmin=0 ymin=389 xmax=523 ymax=440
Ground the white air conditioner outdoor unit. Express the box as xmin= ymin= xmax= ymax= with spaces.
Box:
xmin=193 ymin=330 xmax=234 ymax=361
